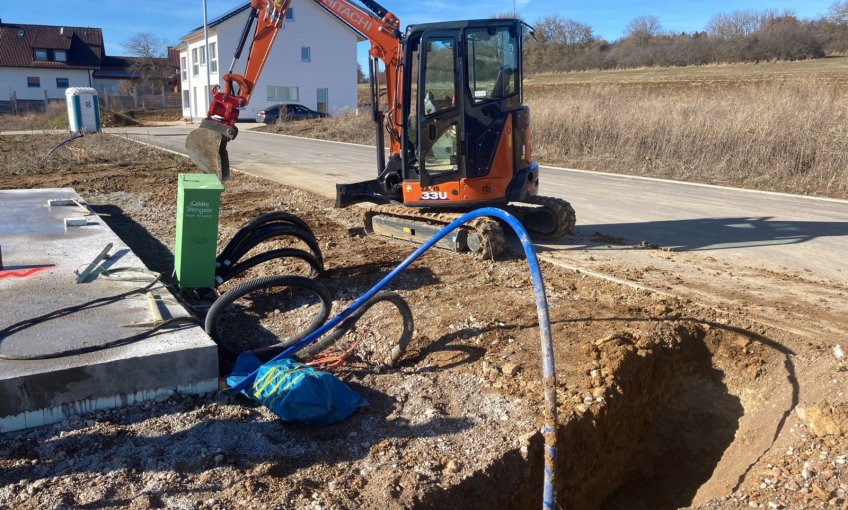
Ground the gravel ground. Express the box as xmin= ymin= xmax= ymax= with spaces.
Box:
xmin=0 ymin=133 xmax=845 ymax=509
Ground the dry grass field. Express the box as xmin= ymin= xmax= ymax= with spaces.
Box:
xmin=526 ymin=56 xmax=848 ymax=198
xmin=525 ymin=56 xmax=848 ymax=86
xmin=0 ymin=103 xmax=68 ymax=132
xmin=264 ymin=57 xmax=848 ymax=199
xmin=0 ymin=106 xmax=184 ymax=132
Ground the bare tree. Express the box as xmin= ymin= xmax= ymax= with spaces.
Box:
xmin=829 ymin=1 xmax=848 ymax=23
xmin=625 ymin=15 xmax=662 ymax=40
xmin=707 ymin=10 xmax=761 ymax=39
xmin=525 ymin=15 xmax=596 ymax=71
xmin=535 ymin=15 xmax=594 ymax=46
xmin=122 ymin=32 xmax=175 ymax=107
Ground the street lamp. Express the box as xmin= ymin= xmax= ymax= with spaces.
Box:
xmin=203 ymin=0 xmax=212 ymax=113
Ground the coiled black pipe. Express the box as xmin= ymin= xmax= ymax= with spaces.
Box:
xmin=208 ymin=212 xmax=414 ymax=368
xmin=218 ymin=211 xmax=320 ymax=264
xmin=216 ymin=248 xmax=322 ymax=285
xmin=295 ymin=290 xmax=414 ymax=368
xmin=205 ymin=275 xmax=332 ymax=361
xmin=222 ymin=225 xmax=322 ymax=269
xmin=215 ymin=212 xmax=325 ymax=286
xmin=206 ymin=275 xmax=413 ymax=368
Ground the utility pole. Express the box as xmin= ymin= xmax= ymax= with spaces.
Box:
xmin=203 ymin=0 xmax=212 ymax=114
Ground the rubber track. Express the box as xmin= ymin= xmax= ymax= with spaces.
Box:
xmin=363 ymin=204 xmax=505 ymax=259
xmin=506 ymin=195 xmax=577 ymax=240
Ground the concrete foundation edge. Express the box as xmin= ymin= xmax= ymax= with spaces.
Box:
xmin=0 ymin=378 xmax=219 ymax=433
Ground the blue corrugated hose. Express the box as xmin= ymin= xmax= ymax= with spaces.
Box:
xmin=225 ymin=207 xmax=559 ymax=510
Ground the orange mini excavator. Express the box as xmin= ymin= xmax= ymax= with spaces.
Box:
xmin=186 ymin=0 xmax=576 ymax=258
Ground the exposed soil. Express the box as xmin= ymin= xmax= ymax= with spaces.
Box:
xmin=0 ymin=134 xmax=846 ymax=510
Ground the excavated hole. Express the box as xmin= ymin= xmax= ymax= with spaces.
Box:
xmin=556 ymin=323 xmax=747 ymax=510
xmin=427 ymin=321 xmax=763 ymax=510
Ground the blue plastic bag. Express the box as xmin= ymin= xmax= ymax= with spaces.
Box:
xmin=226 ymin=353 xmax=368 ymax=427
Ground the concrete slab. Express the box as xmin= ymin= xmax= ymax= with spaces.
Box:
xmin=0 ymin=188 xmax=218 ymax=433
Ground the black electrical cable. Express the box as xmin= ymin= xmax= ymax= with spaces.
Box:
xmin=216 ymin=248 xmax=323 ymax=284
xmin=204 ymin=275 xmax=333 ymax=361
xmin=0 ymin=270 xmax=202 ymax=361
xmin=295 ymin=290 xmax=414 ymax=368
xmin=224 ymin=225 xmax=322 ymax=267
xmin=0 ymin=272 xmax=161 ymax=341
xmin=217 ymin=212 xmax=322 ymax=266
xmin=215 ymin=225 xmax=324 ymax=285
xmin=40 ymin=132 xmax=84 ymax=164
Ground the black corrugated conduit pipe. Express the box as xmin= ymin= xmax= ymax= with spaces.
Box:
xmin=215 ymin=212 xmax=324 ymax=286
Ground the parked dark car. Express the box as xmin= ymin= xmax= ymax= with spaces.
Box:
xmin=256 ymin=103 xmax=328 ymax=124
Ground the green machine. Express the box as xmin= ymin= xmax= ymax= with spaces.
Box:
xmin=175 ymin=173 xmax=224 ymax=288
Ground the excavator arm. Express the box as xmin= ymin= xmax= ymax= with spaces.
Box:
xmin=185 ymin=0 xmax=402 ymax=181
xmin=186 ymin=0 xmax=291 ymax=180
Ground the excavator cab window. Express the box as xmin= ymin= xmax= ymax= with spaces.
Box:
xmin=418 ymin=36 xmax=460 ymax=186
xmin=467 ymin=27 xmax=519 ymax=103
xmin=405 ymin=44 xmax=420 ymax=173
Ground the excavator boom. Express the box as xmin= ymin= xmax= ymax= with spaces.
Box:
xmin=185 ymin=0 xmax=401 ymax=180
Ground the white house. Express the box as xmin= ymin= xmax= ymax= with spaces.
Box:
xmin=0 ymin=20 xmax=103 ymax=111
xmin=179 ymin=1 xmax=363 ymax=121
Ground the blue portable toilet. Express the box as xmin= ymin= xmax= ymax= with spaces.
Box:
xmin=65 ymin=87 xmax=101 ymax=133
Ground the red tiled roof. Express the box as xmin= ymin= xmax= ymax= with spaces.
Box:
xmin=0 ymin=22 xmax=104 ymax=69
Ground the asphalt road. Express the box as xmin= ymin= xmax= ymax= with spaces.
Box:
xmin=110 ymin=125 xmax=848 ymax=338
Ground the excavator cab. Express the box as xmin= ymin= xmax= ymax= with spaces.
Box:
xmin=407 ymin=19 xmax=538 ymax=208
xmin=338 ymin=19 xmax=539 ymax=210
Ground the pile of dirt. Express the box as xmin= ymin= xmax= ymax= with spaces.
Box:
xmin=0 ymin=134 xmax=845 ymax=509
xmin=122 ymin=108 xmax=184 ymax=123
xmin=100 ymin=109 xmax=142 ymax=128
xmin=99 ymin=108 xmax=184 ymax=128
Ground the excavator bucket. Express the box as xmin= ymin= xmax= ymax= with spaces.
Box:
xmin=185 ymin=119 xmax=237 ymax=181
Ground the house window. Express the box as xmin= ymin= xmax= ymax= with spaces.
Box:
xmin=27 ymin=77 xmax=40 ymax=88
xmin=301 ymin=47 xmax=311 ymax=63
xmin=267 ymin=86 xmax=298 ymax=101
xmin=317 ymin=88 xmax=328 ymax=113
xmin=286 ymin=7 xmax=294 ymax=20
xmin=56 ymin=77 xmax=69 ymax=88
xmin=209 ymin=42 xmax=217 ymax=73
xmin=181 ymin=56 xmax=187 ymax=80
xmin=191 ymin=48 xmax=199 ymax=76
xmin=183 ymin=90 xmax=190 ymax=109
xmin=33 ymin=49 xmax=48 ymax=61
xmin=54 ymin=50 xmax=67 ymax=62
xmin=199 ymin=45 xmax=206 ymax=66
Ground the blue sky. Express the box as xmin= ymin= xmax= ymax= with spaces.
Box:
xmin=2 ymin=0 xmax=836 ymax=65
